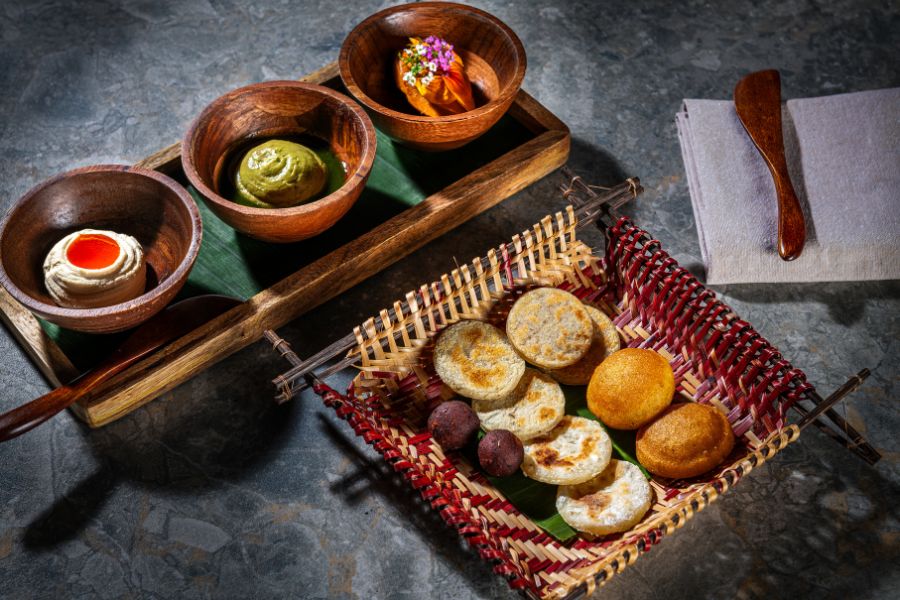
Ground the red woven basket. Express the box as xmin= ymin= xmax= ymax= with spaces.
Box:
xmin=268 ymin=175 xmax=876 ymax=598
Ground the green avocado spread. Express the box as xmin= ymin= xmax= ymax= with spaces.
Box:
xmin=234 ymin=139 xmax=328 ymax=208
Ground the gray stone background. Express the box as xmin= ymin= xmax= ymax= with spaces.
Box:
xmin=1 ymin=0 xmax=898 ymax=598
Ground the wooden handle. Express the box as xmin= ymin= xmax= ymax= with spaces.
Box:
xmin=0 ymin=350 xmax=143 ymax=442
xmin=0 ymin=385 xmax=82 ymax=441
xmin=771 ymin=157 xmax=807 ymax=261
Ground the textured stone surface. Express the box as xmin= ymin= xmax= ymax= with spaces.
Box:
xmin=1 ymin=1 xmax=898 ymax=598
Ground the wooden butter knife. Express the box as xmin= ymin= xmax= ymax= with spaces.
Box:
xmin=0 ymin=294 xmax=241 ymax=442
xmin=734 ymin=69 xmax=806 ymax=261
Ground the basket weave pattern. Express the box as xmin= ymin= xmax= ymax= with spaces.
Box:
xmin=310 ymin=208 xmax=812 ymax=598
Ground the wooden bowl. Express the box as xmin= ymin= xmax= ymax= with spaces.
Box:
xmin=339 ymin=2 xmax=526 ymax=151
xmin=0 ymin=165 xmax=202 ymax=334
xmin=182 ymin=81 xmax=376 ymax=243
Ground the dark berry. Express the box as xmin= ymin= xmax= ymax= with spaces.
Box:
xmin=427 ymin=400 xmax=479 ymax=450
xmin=478 ymin=429 xmax=524 ymax=477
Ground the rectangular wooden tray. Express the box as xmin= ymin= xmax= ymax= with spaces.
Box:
xmin=0 ymin=61 xmax=570 ymax=427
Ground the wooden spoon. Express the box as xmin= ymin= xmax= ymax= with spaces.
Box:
xmin=734 ymin=69 xmax=806 ymax=261
xmin=0 ymin=294 xmax=241 ymax=442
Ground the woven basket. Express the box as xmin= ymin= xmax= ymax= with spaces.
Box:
xmin=267 ymin=177 xmax=875 ymax=598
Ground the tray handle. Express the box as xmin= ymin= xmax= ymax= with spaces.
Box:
xmin=794 ymin=369 xmax=881 ymax=464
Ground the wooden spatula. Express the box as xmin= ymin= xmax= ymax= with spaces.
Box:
xmin=0 ymin=294 xmax=241 ymax=442
xmin=734 ymin=69 xmax=806 ymax=261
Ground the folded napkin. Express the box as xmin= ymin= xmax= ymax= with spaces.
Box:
xmin=676 ymin=87 xmax=900 ymax=285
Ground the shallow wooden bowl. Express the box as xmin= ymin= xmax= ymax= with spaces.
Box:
xmin=0 ymin=165 xmax=202 ymax=334
xmin=182 ymin=81 xmax=376 ymax=243
xmin=339 ymin=1 xmax=526 ymax=151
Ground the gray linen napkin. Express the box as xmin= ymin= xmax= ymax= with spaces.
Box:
xmin=676 ymin=87 xmax=900 ymax=285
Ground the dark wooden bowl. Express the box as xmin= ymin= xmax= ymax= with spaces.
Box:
xmin=0 ymin=165 xmax=202 ymax=334
xmin=339 ymin=2 xmax=526 ymax=151
xmin=182 ymin=81 xmax=376 ymax=243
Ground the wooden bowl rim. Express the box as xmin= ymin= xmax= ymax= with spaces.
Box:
xmin=0 ymin=164 xmax=203 ymax=319
xmin=181 ymin=80 xmax=377 ymax=218
xmin=338 ymin=1 xmax=527 ymax=124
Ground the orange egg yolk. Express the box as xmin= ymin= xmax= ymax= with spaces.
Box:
xmin=66 ymin=233 xmax=121 ymax=270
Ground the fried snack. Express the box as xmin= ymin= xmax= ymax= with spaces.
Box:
xmin=521 ymin=416 xmax=612 ymax=485
xmin=587 ymin=348 xmax=674 ymax=429
xmin=434 ymin=320 xmax=525 ymax=401
xmin=472 ymin=368 xmax=565 ymax=441
xmin=636 ymin=402 xmax=735 ymax=479
xmin=395 ymin=36 xmax=475 ymax=117
xmin=550 ymin=305 xmax=621 ymax=385
xmin=506 ymin=288 xmax=594 ymax=369
xmin=556 ymin=459 xmax=652 ymax=535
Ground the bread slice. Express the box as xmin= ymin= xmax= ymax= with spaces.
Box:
xmin=473 ymin=368 xmax=565 ymax=441
xmin=506 ymin=288 xmax=593 ymax=369
xmin=433 ymin=320 xmax=525 ymax=401
xmin=521 ymin=416 xmax=612 ymax=485
xmin=556 ymin=459 xmax=652 ymax=535
xmin=550 ymin=305 xmax=621 ymax=386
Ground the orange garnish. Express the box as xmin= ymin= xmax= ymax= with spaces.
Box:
xmin=66 ymin=233 xmax=120 ymax=270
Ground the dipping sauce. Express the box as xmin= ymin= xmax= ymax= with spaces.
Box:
xmin=221 ymin=135 xmax=346 ymax=209
xmin=43 ymin=228 xmax=146 ymax=309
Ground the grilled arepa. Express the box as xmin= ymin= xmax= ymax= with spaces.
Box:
xmin=550 ymin=305 xmax=621 ymax=386
xmin=556 ymin=459 xmax=652 ymax=535
xmin=506 ymin=288 xmax=594 ymax=369
xmin=473 ymin=368 xmax=565 ymax=441
xmin=434 ymin=320 xmax=525 ymax=401
xmin=521 ymin=416 xmax=612 ymax=485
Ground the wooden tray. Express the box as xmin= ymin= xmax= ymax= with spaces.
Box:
xmin=0 ymin=61 xmax=570 ymax=427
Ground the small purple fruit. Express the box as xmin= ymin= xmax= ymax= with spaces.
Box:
xmin=478 ymin=429 xmax=524 ymax=477
xmin=427 ymin=400 xmax=480 ymax=450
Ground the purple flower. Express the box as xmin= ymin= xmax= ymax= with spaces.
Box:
xmin=403 ymin=35 xmax=456 ymax=82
